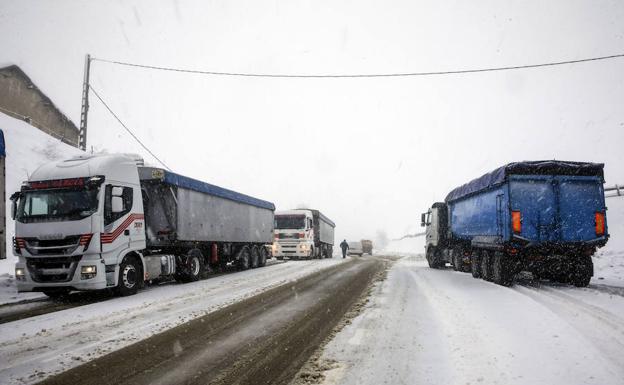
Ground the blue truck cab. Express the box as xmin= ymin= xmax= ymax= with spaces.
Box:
xmin=421 ymin=161 xmax=608 ymax=286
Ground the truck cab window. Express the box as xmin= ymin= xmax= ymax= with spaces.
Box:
xmin=105 ymin=185 xmax=133 ymax=225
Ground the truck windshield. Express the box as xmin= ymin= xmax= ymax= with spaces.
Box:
xmin=16 ymin=187 xmax=100 ymax=223
xmin=275 ymin=215 xmax=305 ymax=229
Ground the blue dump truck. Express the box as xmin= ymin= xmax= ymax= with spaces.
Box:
xmin=421 ymin=161 xmax=609 ymax=287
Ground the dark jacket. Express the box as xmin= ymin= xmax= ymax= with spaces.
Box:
xmin=340 ymin=241 xmax=349 ymax=251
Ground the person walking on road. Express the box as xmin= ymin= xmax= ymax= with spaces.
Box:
xmin=340 ymin=239 xmax=349 ymax=259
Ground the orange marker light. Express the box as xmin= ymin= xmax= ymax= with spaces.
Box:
xmin=512 ymin=211 xmax=522 ymax=233
xmin=595 ymin=212 xmax=605 ymax=236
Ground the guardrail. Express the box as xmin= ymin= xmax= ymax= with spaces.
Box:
xmin=606 ymin=184 xmax=623 ymax=198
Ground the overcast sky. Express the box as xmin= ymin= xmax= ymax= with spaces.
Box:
xmin=1 ymin=0 xmax=623 ymax=243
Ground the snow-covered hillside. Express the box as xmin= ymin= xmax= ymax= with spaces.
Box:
xmin=0 ymin=113 xmax=83 ymax=301
xmin=382 ymin=235 xmax=425 ymax=256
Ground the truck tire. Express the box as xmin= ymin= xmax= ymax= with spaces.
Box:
xmin=238 ymin=247 xmax=251 ymax=270
xmin=116 ymin=256 xmax=141 ymax=296
xmin=471 ymin=253 xmax=481 ymax=278
xmin=250 ymin=246 xmax=260 ymax=268
xmin=480 ymin=251 xmax=492 ymax=281
xmin=571 ymin=256 xmax=593 ymax=287
xmin=175 ymin=250 xmax=204 ymax=282
xmin=452 ymin=253 xmax=460 ymax=271
xmin=492 ymin=253 xmax=513 ymax=286
xmin=259 ymin=247 xmax=267 ymax=267
xmin=328 ymin=246 xmax=333 ymax=258
xmin=426 ymin=248 xmax=442 ymax=269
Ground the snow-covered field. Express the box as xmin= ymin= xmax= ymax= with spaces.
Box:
xmin=319 ymin=255 xmax=624 ymax=385
xmin=0 ymin=257 xmax=346 ymax=385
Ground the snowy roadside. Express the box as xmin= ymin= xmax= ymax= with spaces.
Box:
xmin=0 ymin=258 xmax=347 ymax=385
xmin=0 ymin=274 xmax=45 ymax=305
xmin=316 ymin=256 xmax=624 ymax=385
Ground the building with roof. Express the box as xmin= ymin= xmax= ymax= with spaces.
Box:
xmin=0 ymin=65 xmax=79 ymax=148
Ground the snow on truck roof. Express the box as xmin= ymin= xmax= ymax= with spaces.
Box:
xmin=139 ymin=167 xmax=275 ymax=211
xmin=29 ymin=154 xmax=139 ymax=184
xmin=445 ymin=160 xmax=605 ymax=203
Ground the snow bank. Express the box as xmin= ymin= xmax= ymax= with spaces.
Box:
xmin=0 ymin=113 xmax=83 ymax=302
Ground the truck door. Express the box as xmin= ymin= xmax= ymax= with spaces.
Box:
xmin=557 ymin=176 xmax=605 ymax=242
xmin=101 ymin=185 xmax=139 ymax=262
xmin=509 ymin=177 xmax=558 ymax=242
xmin=426 ymin=208 xmax=439 ymax=246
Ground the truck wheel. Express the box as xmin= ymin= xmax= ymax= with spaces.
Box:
xmin=175 ymin=250 xmax=204 ymax=282
xmin=492 ymin=253 xmax=513 ymax=286
xmin=238 ymin=247 xmax=251 ymax=270
xmin=481 ymin=252 xmax=492 ymax=281
xmin=471 ymin=253 xmax=481 ymax=278
xmin=259 ymin=247 xmax=267 ymax=267
xmin=328 ymin=246 xmax=333 ymax=258
xmin=116 ymin=256 xmax=141 ymax=296
xmin=426 ymin=248 xmax=442 ymax=269
xmin=571 ymin=256 xmax=593 ymax=287
xmin=452 ymin=253 xmax=460 ymax=271
xmin=250 ymin=246 xmax=260 ymax=268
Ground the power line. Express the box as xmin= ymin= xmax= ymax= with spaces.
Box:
xmin=92 ymin=53 xmax=624 ymax=79
xmin=89 ymin=85 xmax=172 ymax=170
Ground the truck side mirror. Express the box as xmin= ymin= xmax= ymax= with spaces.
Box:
xmin=111 ymin=186 xmax=123 ymax=197
xmin=11 ymin=199 xmax=17 ymax=220
xmin=421 ymin=213 xmax=426 ymax=227
xmin=112 ymin=196 xmax=124 ymax=213
xmin=9 ymin=192 xmax=20 ymax=220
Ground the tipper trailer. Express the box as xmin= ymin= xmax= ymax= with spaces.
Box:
xmin=421 ymin=160 xmax=609 ymax=287
xmin=273 ymin=209 xmax=335 ymax=259
xmin=11 ymin=154 xmax=275 ymax=297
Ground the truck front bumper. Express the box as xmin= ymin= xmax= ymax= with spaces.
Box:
xmin=15 ymin=257 xmax=108 ymax=292
xmin=273 ymin=242 xmax=314 ymax=259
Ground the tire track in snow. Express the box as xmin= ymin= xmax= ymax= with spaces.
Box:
xmin=514 ymin=284 xmax=624 ymax=370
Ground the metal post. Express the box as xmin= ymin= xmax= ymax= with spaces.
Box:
xmin=78 ymin=54 xmax=91 ymax=151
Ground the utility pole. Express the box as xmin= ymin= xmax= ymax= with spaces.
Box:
xmin=79 ymin=54 xmax=91 ymax=151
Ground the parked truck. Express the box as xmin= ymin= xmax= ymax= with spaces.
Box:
xmin=421 ymin=160 xmax=609 ymax=287
xmin=361 ymin=239 xmax=373 ymax=255
xmin=273 ymin=209 xmax=335 ymax=259
xmin=11 ymin=154 xmax=275 ymax=297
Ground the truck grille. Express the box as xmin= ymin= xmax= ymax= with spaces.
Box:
xmin=25 ymin=236 xmax=81 ymax=255
xmin=26 ymin=255 xmax=82 ymax=283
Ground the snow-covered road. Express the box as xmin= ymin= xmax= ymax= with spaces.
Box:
xmin=319 ymin=255 xmax=624 ymax=385
xmin=0 ymin=258 xmax=346 ymax=385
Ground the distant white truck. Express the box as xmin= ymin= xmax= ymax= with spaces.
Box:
xmin=10 ymin=154 xmax=275 ymax=297
xmin=273 ymin=209 xmax=335 ymax=259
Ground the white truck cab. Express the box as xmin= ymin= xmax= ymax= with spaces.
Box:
xmin=11 ymin=154 xmax=146 ymax=296
xmin=273 ymin=209 xmax=316 ymax=259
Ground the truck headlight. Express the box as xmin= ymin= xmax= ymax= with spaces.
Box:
xmin=15 ymin=267 xmax=26 ymax=281
xmin=81 ymin=265 xmax=97 ymax=279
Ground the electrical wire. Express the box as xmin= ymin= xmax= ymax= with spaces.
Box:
xmin=92 ymin=53 xmax=624 ymax=78
xmin=89 ymin=85 xmax=172 ymax=170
